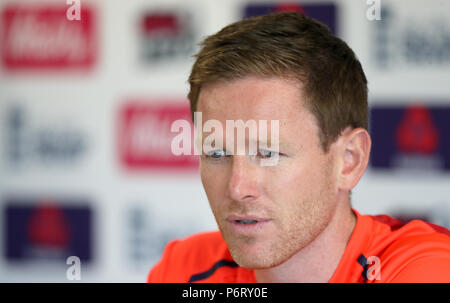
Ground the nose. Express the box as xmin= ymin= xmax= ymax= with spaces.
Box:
xmin=227 ymin=156 xmax=260 ymax=202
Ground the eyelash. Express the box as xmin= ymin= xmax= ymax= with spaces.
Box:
xmin=204 ymin=150 xmax=281 ymax=160
xmin=203 ymin=150 xmax=229 ymax=160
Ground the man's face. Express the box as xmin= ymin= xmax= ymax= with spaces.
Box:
xmin=197 ymin=76 xmax=340 ymax=269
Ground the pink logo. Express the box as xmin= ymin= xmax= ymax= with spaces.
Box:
xmin=118 ymin=102 xmax=198 ymax=170
xmin=1 ymin=4 xmax=96 ymax=70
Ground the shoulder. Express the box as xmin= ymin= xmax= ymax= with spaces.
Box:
xmin=368 ymin=217 xmax=450 ymax=282
xmin=147 ymin=231 xmax=232 ymax=282
xmin=162 ymin=231 xmax=230 ymax=267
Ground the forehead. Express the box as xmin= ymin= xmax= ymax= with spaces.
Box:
xmin=197 ymin=76 xmax=316 ymax=129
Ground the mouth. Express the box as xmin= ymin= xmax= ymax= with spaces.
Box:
xmin=234 ymin=219 xmax=259 ymax=224
xmin=225 ymin=214 xmax=272 ymax=231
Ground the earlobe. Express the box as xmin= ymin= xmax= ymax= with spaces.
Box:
xmin=339 ymin=128 xmax=371 ymax=191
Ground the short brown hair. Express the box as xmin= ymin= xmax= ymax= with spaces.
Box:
xmin=188 ymin=12 xmax=368 ymax=152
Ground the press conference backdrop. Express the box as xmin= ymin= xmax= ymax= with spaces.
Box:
xmin=0 ymin=0 xmax=449 ymax=282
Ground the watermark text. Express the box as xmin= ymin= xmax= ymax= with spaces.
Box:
xmin=66 ymin=256 xmax=81 ymax=280
xmin=66 ymin=0 xmax=81 ymax=21
xmin=171 ymin=112 xmax=280 ymax=166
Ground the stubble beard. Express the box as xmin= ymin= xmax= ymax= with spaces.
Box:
xmin=216 ymin=177 xmax=337 ymax=270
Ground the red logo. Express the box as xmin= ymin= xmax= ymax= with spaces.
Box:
xmin=141 ymin=13 xmax=181 ymax=37
xmin=118 ymin=102 xmax=198 ymax=170
xmin=1 ymin=4 xmax=96 ymax=70
xmin=275 ymin=3 xmax=305 ymax=13
xmin=27 ymin=202 xmax=70 ymax=249
xmin=396 ymin=105 xmax=440 ymax=154
xmin=139 ymin=12 xmax=195 ymax=61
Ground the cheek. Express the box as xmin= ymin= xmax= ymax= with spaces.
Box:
xmin=266 ymin=155 xmax=335 ymax=208
xmin=200 ymin=163 xmax=226 ymax=205
xmin=267 ymin=160 xmax=315 ymax=195
xmin=200 ymin=165 xmax=213 ymax=194
xmin=262 ymin=166 xmax=307 ymax=223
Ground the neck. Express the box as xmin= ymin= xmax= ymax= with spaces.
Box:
xmin=253 ymin=198 xmax=356 ymax=283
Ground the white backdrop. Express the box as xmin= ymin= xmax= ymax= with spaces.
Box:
xmin=0 ymin=0 xmax=449 ymax=282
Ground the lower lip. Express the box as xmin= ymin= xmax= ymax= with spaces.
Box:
xmin=226 ymin=220 xmax=272 ymax=233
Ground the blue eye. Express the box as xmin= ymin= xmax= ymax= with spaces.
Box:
xmin=206 ymin=150 xmax=226 ymax=158
xmin=258 ymin=150 xmax=279 ymax=158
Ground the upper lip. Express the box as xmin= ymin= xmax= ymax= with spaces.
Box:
xmin=226 ymin=214 xmax=271 ymax=222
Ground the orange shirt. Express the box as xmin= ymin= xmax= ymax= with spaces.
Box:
xmin=147 ymin=209 xmax=450 ymax=283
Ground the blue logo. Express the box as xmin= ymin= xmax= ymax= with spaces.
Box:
xmin=370 ymin=104 xmax=450 ymax=171
xmin=243 ymin=2 xmax=337 ymax=35
xmin=4 ymin=199 xmax=93 ymax=263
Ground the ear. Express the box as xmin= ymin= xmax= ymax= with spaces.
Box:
xmin=336 ymin=127 xmax=371 ymax=191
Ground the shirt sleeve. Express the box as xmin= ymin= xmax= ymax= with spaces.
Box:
xmin=388 ymin=256 xmax=450 ymax=283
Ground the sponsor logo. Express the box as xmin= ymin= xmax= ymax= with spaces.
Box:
xmin=1 ymin=4 xmax=96 ymax=70
xmin=396 ymin=106 xmax=439 ymax=155
xmin=243 ymin=2 xmax=337 ymax=35
xmin=125 ymin=205 xmax=202 ymax=270
xmin=4 ymin=198 xmax=92 ymax=262
xmin=139 ymin=11 xmax=196 ymax=63
xmin=118 ymin=102 xmax=198 ymax=170
xmin=371 ymin=5 xmax=450 ymax=69
xmin=370 ymin=104 xmax=450 ymax=171
xmin=4 ymin=105 xmax=88 ymax=168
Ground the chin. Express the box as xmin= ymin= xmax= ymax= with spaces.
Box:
xmin=226 ymin=240 xmax=287 ymax=270
xmin=231 ymin=250 xmax=286 ymax=269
